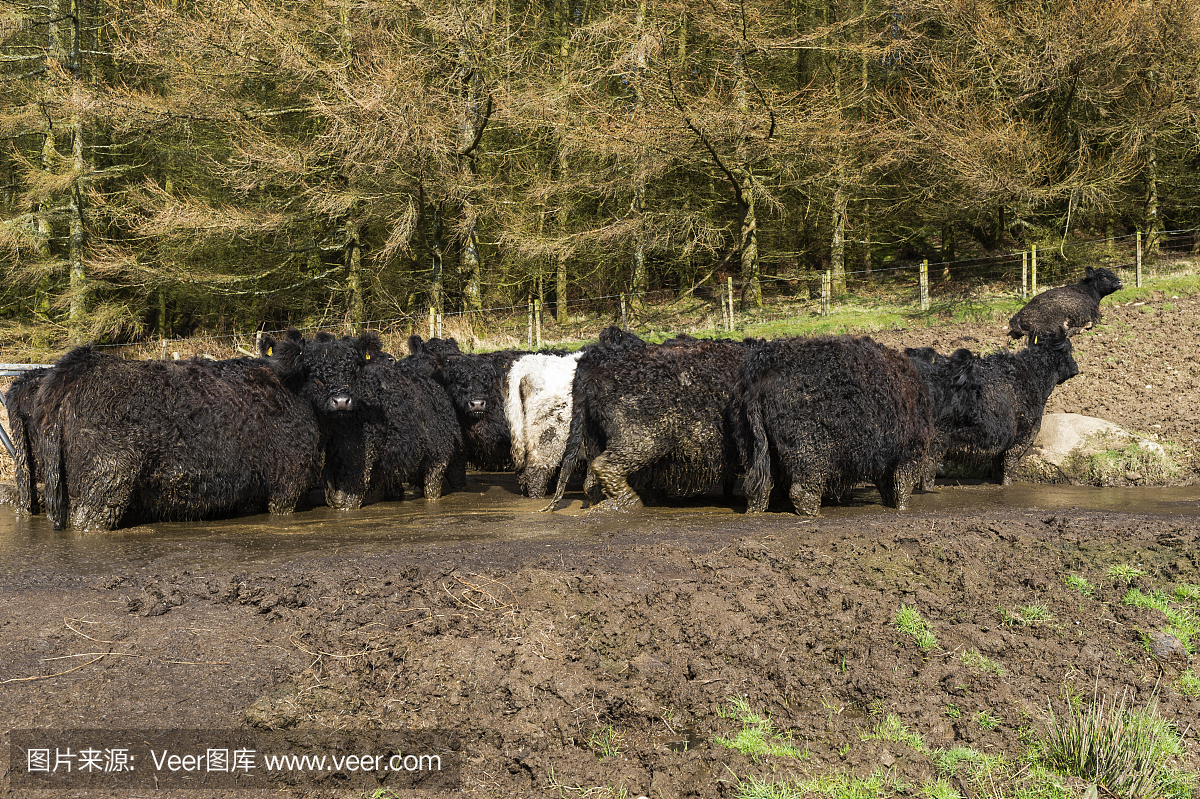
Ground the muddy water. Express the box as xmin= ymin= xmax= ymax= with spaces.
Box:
xmin=0 ymin=475 xmax=1195 ymax=583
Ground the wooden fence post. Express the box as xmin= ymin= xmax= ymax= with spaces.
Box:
xmin=1021 ymin=251 xmax=1028 ymax=299
xmin=527 ymin=298 xmax=533 ymax=348
xmin=620 ymin=293 xmax=627 ymax=331
xmin=919 ymin=258 xmax=929 ymax=310
xmin=1031 ymin=244 xmax=1038 ymax=295
xmin=428 ymin=306 xmax=435 ymax=339
xmin=534 ymin=299 xmax=542 ymax=349
xmin=1137 ymin=230 xmax=1143 ymax=288
xmin=821 ymin=271 xmax=831 ymax=316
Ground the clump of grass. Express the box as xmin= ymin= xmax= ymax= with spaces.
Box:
xmin=934 ymin=746 xmax=1002 ymax=776
xmin=975 ymin=710 xmax=1002 ymax=730
xmin=1123 ymin=588 xmax=1198 ymax=655
xmin=997 ymin=603 xmax=1055 ymax=627
xmin=587 ymin=725 xmax=623 ymax=759
xmin=1066 ymin=574 xmax=1095 ymax=596
xmin=713 ymin=697 xmax=807 ymax=761
xmin=895 ymin=605 xmax=938 ymax=652
xmin=959 ymin=649 xmax=1005 ymax=676
xmin=1020 ymin=603 xmax=1054 ymax=623
xmin=1177 ymin=671 xmax=1200 ymax=699
xmin=1040 ymin=689 xmax=1185 ymax=799
xmin=1108 ymin=564 xmax=1147 ymax=584
xmin=862 ymin=713 xmax=928 ymax=753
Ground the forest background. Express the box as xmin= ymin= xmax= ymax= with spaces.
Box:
xmin=2 ymin=0 xmax=1199 ymax=354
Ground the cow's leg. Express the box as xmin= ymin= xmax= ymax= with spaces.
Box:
xmin=917 ymin=442 xmax=942 ymax=492
xmin=423 ymin=462 xmax=447 ymax=500
xmin=268 ymin=482 xmax=305 ymax=514
xmin=880 ymin=459 xmax=921 ymax=510
xmin=788 ymin=481 xmax=822 ymax=517
xmin=446 ymin=453 xmax=468 ymax=491
xmin=588 ymin=451 xmax=642 ymax=509
xmin=74 ymin=462 xmax=138 ymax=531
xmin=583 ymin=466 xmax=603 ymax=505
xmin=522 ymin=465 xmax=552 ymax=499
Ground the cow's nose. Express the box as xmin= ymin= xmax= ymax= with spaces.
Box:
xmin=468 ymin=399 xmax=486 ymax=413
xmin=328 ymin=395 xmax=353 ymax=412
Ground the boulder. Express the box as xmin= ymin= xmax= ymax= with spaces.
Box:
xmin=1012 ymin=413 xmax=1178 ymax=486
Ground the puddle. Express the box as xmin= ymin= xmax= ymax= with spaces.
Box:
xmin=0 ymin=474 xmax=1195 ymax=581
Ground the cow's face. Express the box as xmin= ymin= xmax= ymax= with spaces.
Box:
xmin=442 ymin=355 xmax=498 ymax=418
xmin=1086 ymin=266 xmax=1123 ymax=297
xmin=1029 ymin=329 xmax=1079 ymax=385
xmin=262 ymin=330 xmax=372 ymax=414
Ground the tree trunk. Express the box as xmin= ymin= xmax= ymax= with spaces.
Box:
xmin=830 ymin=178 xmax=847 ymax=295
xmin=1144 ymin=132 xmax=1162 ymax=257
xmin=738 ymin=171 xmax=761 ymax=308
xmin=345 ymin=219 xmax=365 ymax=330
xmin=429 ymin=209 xmax=445 ymax=316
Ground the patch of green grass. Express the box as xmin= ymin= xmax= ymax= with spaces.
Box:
xmin=779 ymin=769 xmax=905 ymax=799
xmin=895 ymin=605 xmax=938 ymax=652
xmin=934 ymin=746 xmax=1002 ymax=776
xmin=1109 ymin=274 xmax=1200 ymax=304
xmin=862 ymin=713 xmax=928 ymax=753
xmin=1123 ymin=588 xmax=1198 ymax=654
xmin=1040 ymin=689 xmax=1186 ymax=799
xmin=975 ymin=710 xmax=1002 ymax=730
xmin=713 ymin=697 xmax=807 ymax=761
xmin=1019 ymin=603 xmax=1053 ymax=623
xmin=944 ymin=704 xmax=962 ymax=720
xmin=1108 ymin=564 xmax=1147 ymax=584
xmin=997 ymin=604 xmax=1054 ymax=628
xmin=1177 ymin=670 xmax=1200 ymax=699
xmin=587 ymin=725 xmax=623 ymax=759
xmin=959 ymin=648 xmax=1005 ymax=676
xmin=1174 ymin=584 xmax=1200 ymax=602
xmin=921 ymin=778 xmax=961 ymax=799
xmin=1065 ymin=574 xmax=1095 ymax=596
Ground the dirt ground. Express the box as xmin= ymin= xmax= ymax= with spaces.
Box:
xmin=1 ymin=298 xmax=1198 ymax=798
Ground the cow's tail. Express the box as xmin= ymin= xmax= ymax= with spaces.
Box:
xmin=743 ymin=381 xmax=773 ymax=514
xmin=504 ymin=367 xmax=528 ymax=471
xmin=541 ymin=390 xmax=587 ymax=512
xmin=9 ymin=411 xmax=38 ymax=514
xmin=43 ymin=419 xmax=69 ymax=531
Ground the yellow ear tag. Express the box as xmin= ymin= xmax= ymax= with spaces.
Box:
xmin=1032 ymin=336 xmax=1038 ymax=344
xmin=365 ymin=352 xmax=371 ymax=360
xmin=267 ymin=346 xmax=273 ymax=356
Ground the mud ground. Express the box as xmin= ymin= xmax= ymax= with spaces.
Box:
xmin=1 ymin=298 xmax=1199 ymax=798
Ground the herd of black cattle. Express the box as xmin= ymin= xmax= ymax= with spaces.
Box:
xmin=3 ymin=267 xmax=1123 ymax=531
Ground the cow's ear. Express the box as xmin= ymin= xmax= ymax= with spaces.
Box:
xmin=314 ymin=331 xmax=336 ymax=343
xmin=259 ymin=334 xmax=277 ymax=358
xmin=407 ymin=335 xmax=424 ymax=356
xmin=1085 ymin=266 xmax=1095 ymax=277
xmin=358 ymin=330 xmax=384 ymax=361
xmin=264 ymin=334 xmax=306 ymax=379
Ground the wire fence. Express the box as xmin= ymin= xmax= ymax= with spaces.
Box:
xmin=13 ymin=227 xmax=1200 ymax=361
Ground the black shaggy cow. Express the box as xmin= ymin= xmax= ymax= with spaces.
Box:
xmin=322 ymin=332 xmax=465 ymax=509
xmin=404 ymin=336 xmax=524 ymax=473
xmin=905 ymin=327 xmax=1079 ymax=486
xmin=742 ymin=335 xmax=933 ymax=517
xmin=546 ymin=331 xmax=751 ymax=511
xmin=4 ymin=366 xmax=50 ymax=513
xmin=1007 ymin=266 xmax=1123 ymax=338
xmin=31 ymin=330 xmax=371 ymax=531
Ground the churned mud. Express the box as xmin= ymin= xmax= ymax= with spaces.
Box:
xmin=1 ymin=299 xmax=1198 ymax=798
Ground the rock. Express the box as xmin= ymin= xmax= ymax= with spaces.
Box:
xmin=1011 ymin=413 xmax=1179 ymax=486
xmin=1147 ymin=632 xmax=1188 ymax=664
